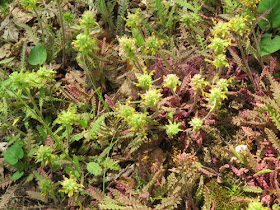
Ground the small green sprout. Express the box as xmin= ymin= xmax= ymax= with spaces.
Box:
xmin=189 ymin=117 xmax=203 ymax=132
xmin=63 ymin=12 xmax=74 ymax=25
xmin=35 ymin=145 xmax=55 ymax=167
xmin=163 ymin=74 xmax=181 ymax=93
xmin=59 ymin=172 xmax=84 ymax=197
xmin=165 ymin=120 xmax=183 ymax=136
xmin=118 ymin=36 xmax=137 ymax=60
xmin=135 ymin=69 xmax=155 ymax=90
xmin=181 ymin=13 xmax=201 ymax=29
xmin=139 ymin=88 xmax=162 ymax=108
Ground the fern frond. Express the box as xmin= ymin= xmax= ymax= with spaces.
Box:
xmin=116 ymin=0 xmax=129 ymax=36
xmin=155 ymin=195 xmax=181 ymax=209
xmin=242 ymin=185 xmax=263 ymax=193
xmin=20 ymin=41 xmax=27 ymax=69
xmin=265 ymin=128 xmax=280 ymax=153
xmin=86 ymin=114 xmax=105 ymax=142
xmin=0 ymin=177 xmax=14 ymax=190
xmin=0 ymin=183 xmax=22 ymax=209
xmin=266 ymin=72 xmax=280 ymax=106
xmin=86 ymin=185 xmax=104 ymax=202
xmin=126 ymin=135 xmax=147 ymax=154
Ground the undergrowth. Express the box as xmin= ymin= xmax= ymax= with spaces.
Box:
xmin=0 ymin=0 xmax=280 ymax=209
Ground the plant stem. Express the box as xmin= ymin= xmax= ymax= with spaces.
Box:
xmin=82 ymin=55 xmax=110 ymax=112
xmin=33 ymin=9 xmax=46 ymax=46
xmin=158 ymin=51 xmax=180 ymax=75
xmin=56 ymin=0 xmax=66 ymax=67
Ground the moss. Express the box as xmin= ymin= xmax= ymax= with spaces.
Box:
xmin=206 ymin=179 xmax=247 ymax=210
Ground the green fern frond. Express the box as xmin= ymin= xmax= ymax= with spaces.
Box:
xmin=86 ymin=114 xmax=105 ymax=142
xmin=126 ymin=135 xmax=147 ymax=154
xmin=242 ymin=185 xmax=263 ymax=194
xmin=116 ymin=0 xmax=129 ymax=36
xmin=266 ymin=72 xmax=280 ymax=106
xmin=20 ymin=41 xmax=27 ymax=70
xmin=265 ymin=128 xmax=280 ymax=153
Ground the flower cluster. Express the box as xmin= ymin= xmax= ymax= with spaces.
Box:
xmin=55 ymin=105 xmax=79 ymax=126
xmin=135 ymin=69 xmax=155 ymax=90
xmin=6 ymin=67 xmax=55 ymax=91
xmin=35 ymin=145 xmax=56 ymax=167
xmin=118 ymin=36 xmax=137 ymax=60
xmin=163 ymin=74 xmax=181 ymax=93
xmin=144 ymin=34 xmax=165 ymax=55
xmin=59 ymin=172 xmax=84 ymax=197
xmin=125 ymin=9 xmax=142 ymax=28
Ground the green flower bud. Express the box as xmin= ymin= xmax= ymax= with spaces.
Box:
xmin=72 ymin=33 xmax=97 ymax=55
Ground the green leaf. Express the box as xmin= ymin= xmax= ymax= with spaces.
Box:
xmin=0 ymin=57 xmax=15 ymax=64
xmin=4 ymin=144 xmax=24 ymax=165
xmin=87 ymin=162 xmax=102 ymax=176
xmin=28 ymin=45 xmax=47 ymax=65
xmin=260 ymin=34 xmax=280 ymax=56
xmin=132 ymin=28 xmax=145 ymax=47
xmin=257 ymin=0 xmax=280 ymax=29
xmin=12 ymin=171 xmax=24 ymax=180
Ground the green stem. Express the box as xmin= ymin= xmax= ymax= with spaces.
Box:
xmin=66 ymin=124 xmax=71 ymax=149
xmin=26 ymin=89 xmax=43 ymax=119
xmin=33 ymin=9 xmax=46 ymax=46
xmin=158 ymin=51 xmax=180 ymax=75
xmin=103 ymin=131 xmax=118 ymax=197
xmin=82 ymin=55 xmax=110 ymax=112
xmin=56 ymin=0 xmax=66 ymax=67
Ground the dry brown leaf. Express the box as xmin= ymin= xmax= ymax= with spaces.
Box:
xmin=0 ymin=43 xmax=12 ymax=59
xmin=11 ymin=7 xmax=33 ymax=24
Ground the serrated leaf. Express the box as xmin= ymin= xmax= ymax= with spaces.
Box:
xmin=254 ymin=169 xmax=274 ymax=177
xmin=87 ymin=162 xmax=102 ymax=176
xmin=28 ymin=45 xmax=47 ymax=65
xmin=4 ymin=144 xmax=24 ymax=165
